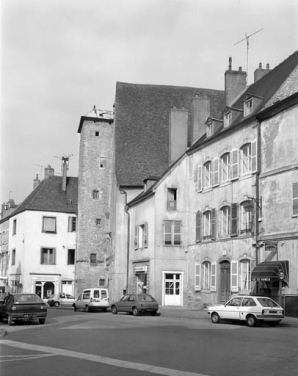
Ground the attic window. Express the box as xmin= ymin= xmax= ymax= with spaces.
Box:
xmin=95 ymin=218 xmax=101 ymax=226
xmin=95 ymin=131 xmax=99 ymax=137
xmin=244 ymin=98 xmax=253 ymax=117
xmin=92 ymin=190 xmax=99 ymax=199
xmin=224 ymin=112 xmax=231 ymax=128
xmin=206 ymin=122 xmax=213 ymax=137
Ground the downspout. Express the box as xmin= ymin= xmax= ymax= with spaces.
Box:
xmin=120 ymin=189 xmax=130 ymax=293
xmin=255 ymin=118 xmax=262 ymax=295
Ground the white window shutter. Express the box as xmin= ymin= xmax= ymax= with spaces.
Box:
xmin=197 ymin=165 xmax=202 ymax=192
xmin=211 ymin=262 xmax=216 ymax=291
xmin=195 ymin=263 xmax=201 ymax=290
xmin=134 ymin=226 xmax=139 ymax=250
xmin=231 ymin=150 xmax=239 ymax=179
xmin=144 ymin=222 xmax=148 ymax=248
xmin=231 ymin=261 xmax=238 ymax=292
xmin=251 ymin=140 xmax=257 ymax=173
xmin=213 ymin=158 xmax=219 ymax=186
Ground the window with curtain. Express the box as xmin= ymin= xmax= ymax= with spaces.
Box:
xmin=239 ymin=259 xmax=251 ymax=290
xmin=202 ymin=262 xmax=211 ymax=290
xmin=42 ymin=217 xmax=56 ymax=233
xmin=220 ymin=206 xmax=230 ymax=237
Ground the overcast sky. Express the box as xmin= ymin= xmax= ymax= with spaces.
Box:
xmin=1 ymin=0 xmax=297 ymax=206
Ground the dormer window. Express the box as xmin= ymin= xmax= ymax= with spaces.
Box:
xmin=224 ymin=112 xmax=231 ymax=128
xmin=244 ymin=98 xmax=253 ymax=117
xmin=205 ymin=117 xmax=223 ymax=137
xmin=206 ymin=121 xmax=213 ymax=137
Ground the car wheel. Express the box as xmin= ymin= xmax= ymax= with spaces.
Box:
xmin=111 ymin=306 xmax=118 ymax=314
xmin=267 ymin=321 xmax=280 ymax=327
xmin=246 ymin=315 xmax=257 ymax=327
xmin=150 ymin=311 xmax=157 ymax=316
xmin=54 ymin=302 xmax=60 ymax=308
xmin=211 ymin=312 xmax=220 ymax=324
xmin=73 ymin=304 xmax=77 ymax=312
xmin=132 ymin=307 xmax=139 ymax=316
xmin=7 ymin=315 xmax=14 ymax=326
xmin=39 ymin=319 xmax=45 ymax=325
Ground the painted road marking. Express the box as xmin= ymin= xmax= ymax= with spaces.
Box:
xmin=0 ymin=353 xmax=56 ymax=362
xmin=1 ymin=339 xmax=210 ymax=376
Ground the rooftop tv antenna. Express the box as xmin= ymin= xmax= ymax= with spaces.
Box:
xmin=33 ymin=164 xmax=46 ymax=177
xmin=234 ymin=28 xmax=263 ymax=78
xmin=54 ymin=154 xmax=74 ymax=172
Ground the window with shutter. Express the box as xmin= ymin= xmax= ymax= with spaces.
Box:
xmin=231 ymin=261 xmax=238 ymax=292
xmin=230 ymin=150 xmax=239 ymax=179
xmin=213 ymin=158 xmax=219 ymax=186
xmin=43 ymin=217 xmax=56 ymax=233
xmin=203 ymin=211 xmax=212 ymax=239
xmin=221 ymin=153 xmax=230 ymax=182
xmin=293 ymin=182 xmax=298 ymax=216
xmin=211 ymin=208 xmax=216 ymax=241
xmin=239 ymin=259 xmax=251 ymax=290
xmin=202 ymin=262 xmax=211 ymax=289
xmin=134 ymin=226 xmax=138 ymax=250
xmin=211 ymin=262 xmax=216 ymax=291
xmin=164 ymin=220 xmax=182 ymax=245
xmin=240 ymin=203 xmax=253 ymax=233
xmin=173 ymin=221 xmax=181 ymax=245
xmin=195 ymin=263 xmax=201 ymax=290
xmin=196 ymin=211 xmax=202 ymax=243
xmin=231 ymin=203 xmax=239 ymax=237
xmin=204 ymin=161 xmax=212 ymax=188
xmin=251 ymin=140 xmax=257 ymax=173
xmin=220 ymin=206 xmax=230 ymax=237
xmin=164 ymin=221 xmax=172 ymax=245
xmin=197 ymin=165 xmax=202 ymax=192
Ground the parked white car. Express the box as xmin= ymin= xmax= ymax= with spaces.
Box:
xmin=208 ymin=295 xmax=284 ymax=327
xmin=47 ymin=293 xmax=76 ymax=307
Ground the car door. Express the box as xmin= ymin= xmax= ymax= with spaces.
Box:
xmin=75 ymin=294 xmax=83 ymax=309
xmin=116 ymin=294 xmax=130 ymax=312
xmin=221 ymin=297 xmax=243 ymax=320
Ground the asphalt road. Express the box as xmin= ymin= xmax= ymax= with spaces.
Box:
xmin=0 ymin=307 xmax=297 ymax=376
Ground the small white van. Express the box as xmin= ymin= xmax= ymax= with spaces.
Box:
xmin=73 ymin=288 xmax=109 ymax=312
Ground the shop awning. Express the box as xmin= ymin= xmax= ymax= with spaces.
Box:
xmin=251 ymin=261 xmax=289 ymax=285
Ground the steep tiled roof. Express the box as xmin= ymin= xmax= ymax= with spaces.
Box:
xmin=0 ymin=176 xmax=78 ymax=222
xmin=114 ymin=82 xmax=225 ymax=186
xmin=189 ymin=50 xmax=298 ymax=151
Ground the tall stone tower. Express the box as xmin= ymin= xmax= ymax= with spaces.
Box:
xmin=75 ymin=108 xmax=115 ymax=296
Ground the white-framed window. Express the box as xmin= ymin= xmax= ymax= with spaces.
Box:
xmin=239 ymin=259 xmax=251 ymax=290
xmin=293 ymin=182 xmax=298 ymax=216
xmin=167 ymin=188 xmax=177 ymax=210
xmin=204 ymin=161 xmax=212 ymax=188
xmin=240 ymin=144 xmax=252 ymax=175
xmin=68 ymin=217 xmax=76 ymax=232
xmin=220 ymin=206 xmax=230 ymax=237
xmin=202 ymin=261 xmax=211 ymax=290
xmin=240 ymin=203 xmax=252 ymax=233
xmin=42 ymin=217 xmax=56 ymax=233
xmin=134 ymin=223 xmax=148 ymax=249
xmin=164 ymin=220 xmax=182 ymax=246
xmin=221 ymin=153 xmax=230 ymax=182
xmin=195 ymin=263 xmax=201 ymax=290
xmin=41 ymin=248 xmax=56 ymax=265
xmin=244 ymin=98 xmax=253 ymax=117
xmin=224 ymin=111 xmax=231 ymax=128
xmin=203 ymin=210 xmax=212 ymax=239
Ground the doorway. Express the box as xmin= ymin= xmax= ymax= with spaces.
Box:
xmin=220 ymin=261 xmax=230 ymax=302
xmin=164 ymin=273 xmax=182 ymax=306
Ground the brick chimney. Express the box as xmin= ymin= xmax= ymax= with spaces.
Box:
xmin=191 ymin=95 xmax=210 ymax=144
xmin=169 ymin=107 xmax=188 ymax=164
xmin=225 ymin=57 xmax=247 ymax=107
xmin=33 ymin=174 xmax=40 ymax=190
xmin=44 ymin=165 xmax=54 ymax=179
xmin=254 ymin=62 xmax=271 ymax=82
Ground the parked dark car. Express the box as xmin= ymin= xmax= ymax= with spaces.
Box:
xmin=0 ymin=293 xmax=47 ymax=325
xmin=0 ymin=292 xmax=8 ymax=303
xmin=111 ymin=293 xmax=159 ymax=316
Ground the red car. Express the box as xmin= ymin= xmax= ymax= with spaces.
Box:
xmin=0 ymin=293 xmax=47 ymax=325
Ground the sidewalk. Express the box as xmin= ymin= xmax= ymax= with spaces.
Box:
xmin=158 ymin=306 xmax=298 ymax=328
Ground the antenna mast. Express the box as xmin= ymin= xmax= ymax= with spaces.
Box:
xmin=234 ymin=28 xmax=263 ymax=79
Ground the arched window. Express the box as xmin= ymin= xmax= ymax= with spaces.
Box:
xmin=202 ymin=261 xmax=211 ymax=289
xmin=203 ymin=210 xmax=212 ymax=239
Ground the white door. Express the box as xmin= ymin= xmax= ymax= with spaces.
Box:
xmin=62 ymin=281 xmax=72 ymax=295
xmin=164 ymin=273 xmax=182 ymax=306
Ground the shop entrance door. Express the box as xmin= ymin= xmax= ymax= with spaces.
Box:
xmin=164 ymin=273 xmax=182 ymax=306
xmin=220 ymin=261 xmax=230 ymax=302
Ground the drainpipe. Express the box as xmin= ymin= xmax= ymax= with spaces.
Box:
xmin=255 ymin=118 xmax=262 ymax=295
xmin=120 ymin=189 xmax=130 ymax=293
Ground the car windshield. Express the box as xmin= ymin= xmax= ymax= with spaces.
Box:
xmin=14 ymin=294 xmax=43 ymax=304
xmin=138 ymin=294 xmax=155 ymax=302
xmin=257 ymin=298 xmax=279 ymax=307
